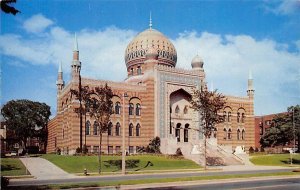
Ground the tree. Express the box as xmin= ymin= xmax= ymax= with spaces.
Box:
xmin=189 ymin=89 xmax=226 ymax=169
xmin=88 ymin=84 xmax=113 ymax=174
xmin=1 ymin=100 xmax=51 ymax=149
xmin=261 ymin=105 xmax=300 ymax=152
xmin=71 ymin=85 xmax=92 ymax=152
xmin=1 ymin=0 xmax=20 ymax=15
xmin=146 ymin=137 xmax=161 ymax=154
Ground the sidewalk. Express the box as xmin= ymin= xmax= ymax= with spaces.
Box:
xmin=19 ymin=157 xmax=78 ymax=180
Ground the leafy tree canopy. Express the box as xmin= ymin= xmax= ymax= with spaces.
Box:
xmin=1 ymin=99 xmax=51 ymax=148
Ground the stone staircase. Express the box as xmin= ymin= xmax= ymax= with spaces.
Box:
xmin=179 ymin=141 xmax=244 ymax=166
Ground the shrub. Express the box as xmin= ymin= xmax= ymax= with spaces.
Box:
xmin=176 ymin=148 xmax=183 ymax=156
xmin=104 ymin=159 xmax=140 ymax=169
xmin=255 ymin=147 xmax=259 ymax=152
xmin=146 ymin=137 xmax=161 ymax=153
xmin=249 ymin=147 xmax=255 ymax=154
xmin=55 ymin=147 xmax=61 ymax=155
xmin=260 ymin=147 xmax=265 ymax=152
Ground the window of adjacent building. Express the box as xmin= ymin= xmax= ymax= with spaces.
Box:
xmin=184 ymin=124 xmax=189 ymax=142
xmin=136 ymin=103 xmax=141 ymax=116
xmin=223 ymin=111 xmax=227 ymax=121
xmin=136 ymin=123 xmax=141 ymax=136
xmin=115 ymin=146 xmax=121 ymax=153
xmin=129 ymin=146 xmax=134 ymax=154
xmin=228 ymin=128 xmax=232 ymax=139
xmin=237 ymin=129 xmax=241 ymax=140
xmin=259 ymin=125 xmax=264 ymax=135
xmin=184 ymin=106 xmax=188 ymax=114
xmin=129 ymin=123 xmax=134 ymax=136
xmin=86 ymin=146 xmax=91 ymax=153
xmin=93 ymin=121 xmax=98 ymax=135
xmin=108 ymin=122 xmax=113 ymax=136
xmin=175 ymin=105 xmax=180 ymax=114
xmin=129 ymin=103 xmax=134 ymax=115
xmin=93 ymin=146 xmax=99 ymax=153
xmin=115 ymin=102 xmax=121 ymax=115
xmin=116 ymin=122 xmax=121 ymax=136
xmin=265 ymin=120 xmax=271 ymax=125
xmin=176 ymin=123 xmax=181 ymax=142
xmin=108 ymin=146 xmax=113 ymax=154
xmin=62 ymin=129 xmax=64 ymax=139
xmin=137 ymin=66 xmax=142 ymax=75
xmin=86 ymin=121 xmax=90 ymax=135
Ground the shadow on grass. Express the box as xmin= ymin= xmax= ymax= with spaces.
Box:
xmin=1 ymin=164 xmax=22 ymax=172
xmin=135 ymin=161 xmax=154 ymax=171
xmin=281 ymin=158 xmax=300 ymax=165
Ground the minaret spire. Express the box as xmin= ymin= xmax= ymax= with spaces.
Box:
xmin=149 ymin=11 xmax=152 ymax=29
xmin=56 ymin=61 xmax=65 ymax=92
xmin=247 ymin=69 xmax=254 ymax=98
xmin=74 ymin=33 xmax=78 ymax=51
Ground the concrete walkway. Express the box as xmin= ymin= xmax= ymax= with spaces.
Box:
xmin=213 ymin=165 xmax=295 ymax=171
xmin=19 ymin=157 xmax=78 ymax=180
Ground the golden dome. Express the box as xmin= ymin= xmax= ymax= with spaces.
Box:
xmin=125 ymin=28 xmax=177 ymax=68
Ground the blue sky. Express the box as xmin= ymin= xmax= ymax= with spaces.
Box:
xmin=1 ymin=0 xmax=300 ymax=116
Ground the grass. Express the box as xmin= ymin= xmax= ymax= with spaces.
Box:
xmin=250 ymin=153 xmax=300 ymax=166
xmin=5 ymin=171 xmax=300 ymax=190
xmin=1 ymin=158 xmax=28 ymax=176
xmin=41 ymin=154 xmax=201 ymax=173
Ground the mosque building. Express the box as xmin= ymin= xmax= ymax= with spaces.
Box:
xmin=47 ymin=19 xmax=255 ymax=165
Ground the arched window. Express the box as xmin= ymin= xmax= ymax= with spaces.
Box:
xmin=116 ymin=122 xmax=120 ymax=136
xmin=175 ymin=105 xmax=180 ymax=114
xmin=183 ymin=106 xmax=188 ymax=114
xmin=86 ymin=121 xmax=90 ymax=135
xmin=108 ymin=122 xmax=113 ymax=136
xmin=136 ymin=124 xmax=141 ymax=136
xmin=184 ymin=124 xmax=189 ymax=142
xmin=228 ymin=128 xmax=232 ymax=139
xmin=223 ymin=111 xmax=227 ymax=121
xmin=93 ymin=121 xmax=98 ymax=135
xmin=176 ymin=123 xmax=181 ymax=142
xmin=129 ymin=123 xmax=134 ymax=136
xmin=129 ymin=103 xmax=134 ymax=115
xmin=237 ymin=112 xmax=240 ymax=123
xmin=237 ymin=129 xmax=241 ymax=140
xmin=241 ymin=113 xmax=245 ymax=123
xmin=228 ymin=112 xmax=231 ymax=122
xmin=170 ymin=122 xmax=174 ymax=134
xmin=213 ymin=128 xmax=217 ymax=138
xmin=242 ymin=129 xmax=245 ymax=140
xmin=223 ymin=128 xmax=227 ymax=139
xmin=137 ymin=66 xmax=142 ymax=75
xmin=130 ymin=68 xmax=134 ymax=76
xmin=115 ymin=102 xmax=121 ymax=115
xmin=136 ymin=103 xmax=141 ymax=116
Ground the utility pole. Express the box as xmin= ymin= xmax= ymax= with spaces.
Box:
xmin=122 ymin=92 xmax=128 ymax=175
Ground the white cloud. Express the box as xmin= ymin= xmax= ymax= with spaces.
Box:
xmin=1 ymin=14 xmax=299 ymax=115
xmin=263 ymin=0 xmax=300 ymax=15
xmin=23 ymin=14 xmax=54 ymax=33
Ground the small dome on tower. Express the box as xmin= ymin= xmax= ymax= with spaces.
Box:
xmin=191 ymin=55 xmax=204 ymax=69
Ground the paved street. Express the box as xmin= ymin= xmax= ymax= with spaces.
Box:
xmin=125 ymin=176 xmax=300 ymax=190
xmin=9 ymin=167 xmax=296 ymax=186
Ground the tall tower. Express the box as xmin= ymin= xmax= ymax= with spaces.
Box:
xmin=71 ymin=33 xmax=81 ymax=81
xmin=56 ymin=61 xmax=65 ymax=92
xmin=247 ymin=70 xmax=254 ymax=99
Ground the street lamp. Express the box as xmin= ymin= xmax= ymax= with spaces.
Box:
xmin=122 ymin=92 xmax=128 ymax=175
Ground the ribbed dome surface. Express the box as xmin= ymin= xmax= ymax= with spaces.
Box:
xmin=125 ymin=28 xmax=177 ymax=68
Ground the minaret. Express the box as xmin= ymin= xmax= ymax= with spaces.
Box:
xmin=247 ymin=70 xmax=254 ymax=99
xmin=56 ymin=61 xmax=65 ymax=92
xmin=71 ymin=33 xmax=81 ymax=81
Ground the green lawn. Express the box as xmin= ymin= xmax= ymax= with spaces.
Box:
xmin=250 ymin=153 xmax=300 ymax=166
xmin=1 ymin=158 xmax=28 ymax=176
xmin=41 ymin=154 xmax=201 ymax=173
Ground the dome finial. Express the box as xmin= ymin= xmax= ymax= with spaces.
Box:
xmin=149 ymin=11 xmax=152 ymax=29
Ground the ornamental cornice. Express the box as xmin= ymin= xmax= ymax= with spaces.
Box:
xmin=155 ymin=64 xmax=205 ymax=78
xmin=225 ymin=95 xmax=252 ymax=102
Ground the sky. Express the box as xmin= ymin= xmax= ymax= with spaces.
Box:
xmin=1 ymin=0 xmax=300 ymax=117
